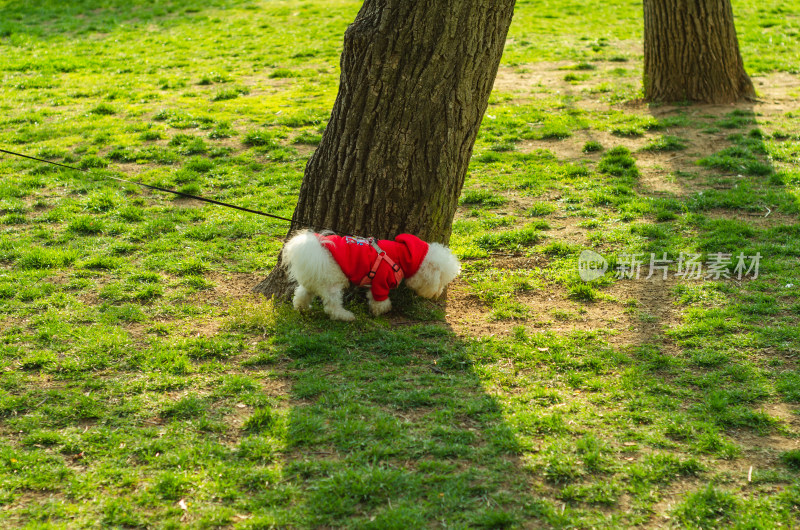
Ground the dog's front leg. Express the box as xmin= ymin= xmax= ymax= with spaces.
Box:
xmin=367 ymin=291 xmax=392 ymax=316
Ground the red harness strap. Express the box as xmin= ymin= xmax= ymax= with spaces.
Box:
xmin=358 ymin=238 xmax=404 ymax=287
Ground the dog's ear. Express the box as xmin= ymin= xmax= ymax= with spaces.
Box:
xmin=429 ymin=243 xmax=461 ymax=286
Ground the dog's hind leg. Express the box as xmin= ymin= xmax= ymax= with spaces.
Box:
xmin=292 ymin=285 xmax=313 ymax=311
xmin=320 ymin=287 xmax=355 ymax=321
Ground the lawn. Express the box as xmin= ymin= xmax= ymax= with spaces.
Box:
xmin=1 ymin=0 xmax=799 ymax=527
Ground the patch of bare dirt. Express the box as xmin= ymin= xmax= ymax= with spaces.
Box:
xmin=184 ymin=271 xmax=265 ymax=337
xmin=648 ymin=478 xmax=707 ymax=524
xmin=752 ymin=72 xmax=800 ymax=106
xmin=708 ymin=408 xmax=800 ymax=499
xmin=703 ymin=208 xmax=794 ymax=227
xmin=491 ymin=254 xmax=549 ymax=270
xmin=445 ymin=279 xmax=505 ymax=337
xmin=545 ymin=216 xmax=592 ymax=246
xmin=493 ymin=61 xmax=575 ymax=96
xmin=108 ymin=161 xmax=151 ymax=178
xmin=293 ymin=143 xmax=317 ymax=158
xmin=200 ymin=271 xmax=263 ymax=302
xmin=446 ymin=258 xmax=681 ymax=348
xmin=606 ymin=277 xmax=683 ymax=344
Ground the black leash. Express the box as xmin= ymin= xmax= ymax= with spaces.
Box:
xmin=0 ymin=147 xmax=296 ymax=225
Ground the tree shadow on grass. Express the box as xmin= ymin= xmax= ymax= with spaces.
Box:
xmin=593 ymin=96 xmax=800 ymax=523
xmin=0 ymin=290 xmax=571 ymax=527
xmin=231 ymin=293 xmax=550 ymax=528
xmin=0 ymin=0 xmax=252 ymax=38
xmin=633 ymin=96 xmax=800 ymax=417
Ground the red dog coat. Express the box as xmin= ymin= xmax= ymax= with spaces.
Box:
xmin=320 ymin=234 xmax=429 ymax=301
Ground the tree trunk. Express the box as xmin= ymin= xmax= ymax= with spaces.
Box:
xmin=643 ymin=0 xmax=755 ymax=104
xmin=254 ymin=0 xmax=516 ymax=298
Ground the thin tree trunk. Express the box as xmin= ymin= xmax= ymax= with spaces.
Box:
xmin=643 ymin=0 xmax=755 ymax=104
xmin=254 ymin=0 xmax=516 ymax=298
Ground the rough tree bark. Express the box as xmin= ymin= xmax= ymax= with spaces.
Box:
xmin=643 ymin=0 xmax=755 ymax=104
xmin=254 ymin=0 xmax=516 ymax=298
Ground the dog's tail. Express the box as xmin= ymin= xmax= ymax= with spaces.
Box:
xmin=282 ymin=229 xmax=334 ymax=285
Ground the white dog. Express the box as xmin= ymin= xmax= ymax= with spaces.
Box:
xmin=282 ymin=230 xmax=461 ymax=321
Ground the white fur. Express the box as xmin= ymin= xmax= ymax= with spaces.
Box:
xmin=282 ymin=230 xmax=461 ymax=321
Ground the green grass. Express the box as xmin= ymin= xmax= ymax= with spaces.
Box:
xmin=582 ymin=140 xmax=604 ymax=153
xmin=641 ymin=134 xmax=689 ymax=152
xmin=1 ymin=0 xmax=800 ymax=527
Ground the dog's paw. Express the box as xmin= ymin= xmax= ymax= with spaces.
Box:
xmin=369 ymin=297 xmax=392 ymax=316
xmin=329 ymin=309 xmax=356 ymax=321
xmin=293 ymin=298 xmax=311 ymax=311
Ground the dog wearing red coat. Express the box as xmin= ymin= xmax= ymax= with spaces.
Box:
xmin=282 ymin=230 xmax=461 ymax=321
